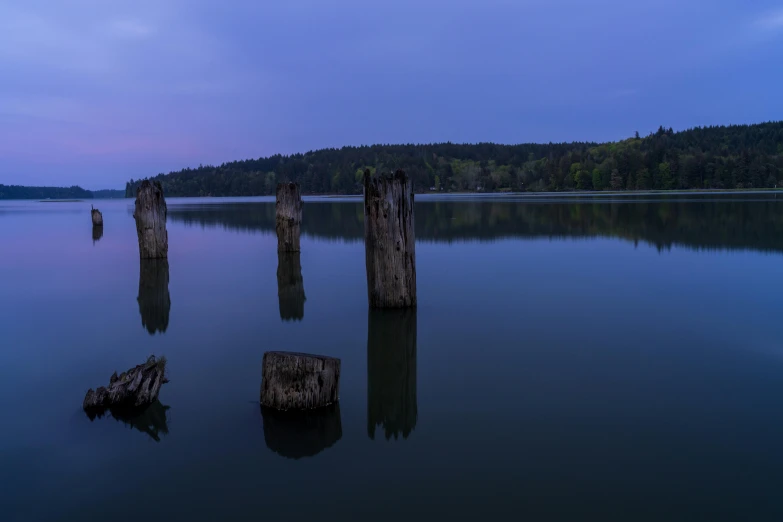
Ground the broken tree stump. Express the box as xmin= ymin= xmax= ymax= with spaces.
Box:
xmin=277 ymin=252 xmax=305 ymax=321
xmin=83 ymin=355 xmax=169 ymax=413
xmin=260 ymin=351 xmax=340 ymax=410
xmin=91 ymin=205 xmax=103 ymax=227
xmin=363 ymin=170 xmax=416 ymax=308
xmin=367 ymin=308 xmax=418 ymax=440
xmin=261 ymin=403 xmax=342 ymax=459
xmin=134 ymin=180 xmax=168 ymax=259
xmin=276 ymin=182 xmax=303 ymax=252
xmin=138 ymin=259 xmax=171 ymax=335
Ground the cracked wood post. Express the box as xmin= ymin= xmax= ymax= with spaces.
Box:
xmin=134 ymin=180 xmax=168 ymax=259
xmin=260 ymin=352 xmax=340 ymax=410
xmin=276 ymin=182 xmax=303 ymax=252
xmin=363 ymin=169 xmax=416 ymax=308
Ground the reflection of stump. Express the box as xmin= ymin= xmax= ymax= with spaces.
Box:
xmin=261 ymin=352 xmax=340 ymax=410
xmin=363 ymin=170 xmax=416 ymax=308
xmin=92 ymin=226 xmax=103 ymax=244
xmin=134 ymin=180 xmax=168 ymax=259
xmin=138 ymin=259 xmax=171 ymax=335
xmin=91 ymin=206 xmax=103 ymax=227
xmin=261 ymin=403 xmax=342 ymax=459
xmin=86 ymin=400 xmax=171 ymax=443
xmin=276 ymin=182 xmax=302 ymax=252
xmin=367 ymin=308 xmax=417 ymax=440
xmin=277 ymin=252 xmax=305 ymax=321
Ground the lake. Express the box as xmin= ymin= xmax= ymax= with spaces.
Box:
xmin=2 ymin=193 xmax=783 ymax=521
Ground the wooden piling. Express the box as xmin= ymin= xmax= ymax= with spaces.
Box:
xmin=277 ymin=252 xmax=306 ymax=321
xmin=367 ymin=308 xmax=417 ymax=440
xmin=363 ymin=170 xmax=416 ymax=308
xmin=91 ymin=205 xmax=103 ymax=227
xmin=276 ymin=182 xmax=303 ymax=252
xmin=261 ymin=351 xmax=340 ymax=410
xmin=134 ymin=180 xmax=168 ymax=259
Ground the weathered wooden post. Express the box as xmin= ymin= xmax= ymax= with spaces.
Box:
xmin=261 ymin=352 xmax=340 ymax=410
xmin=138 ymin=259 xmax=171 ymax=335
xmin=261 ymin=403 xmax=342 ymax=459
xmin=367 ymin=308 xmax=417 ymax=440
xmin=91 ymin=205 xmax=103 ymax=227
xmin=277 ymin=252 xmax=306 ymax=321
xmin=134 ymin=180 xmax=168 ymax=259
xmin=363 ymin=170 xmax=416 ymax=308
xmin=276 ymin=182 xmax=303 ymax=252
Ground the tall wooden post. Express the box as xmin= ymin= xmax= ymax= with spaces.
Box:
xmin=363 ymin=170 xmax=416 ymax=308
xmin=367 ymin=308 xmax=417 ymax=440
xmin=276 ymin=182 xmax=303 ymax=252
xmin=138 ymin=259 xmax=171 ymax=335
xmin=277 ymin=252 xmax=306 ymax=321
xmin=134 ymin=180 xmax=168 ymax=259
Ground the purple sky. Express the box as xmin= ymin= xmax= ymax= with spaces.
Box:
xmin=1 ymin=0 xmax=782 ymax=190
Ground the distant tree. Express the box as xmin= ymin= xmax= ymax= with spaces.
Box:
xmin=610 ymin=169 xmax=624 ymax=190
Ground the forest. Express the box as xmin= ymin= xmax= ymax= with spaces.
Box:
xmin=125 ymin=122 xmax=783 ymax=197
xmin=0 ymin=186 xmax=125 ymax=200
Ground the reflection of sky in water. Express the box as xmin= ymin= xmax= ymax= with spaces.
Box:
xmin=2 ymin=196 xmax=783 ymax=521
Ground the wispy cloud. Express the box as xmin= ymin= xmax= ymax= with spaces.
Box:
xmin=107 ymin=19 xmax=155 ymax=39
xmin=756 ymin=9 xmax=783 ymax=30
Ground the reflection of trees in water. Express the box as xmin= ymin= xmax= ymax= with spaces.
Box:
xmin=167 ymin=197 xmax=783 ymax=253
xmin=138 ymin=259 xmax=171 ymax=335
xmin=261 ymin=404 xmax=342 ymax=459
xmin=367 ymin=309 xmax=417 ymax=440
xmin=86 ymin=400 xmax=171 ymax=442
xmin=277 ymin=252 xmax=305 ymax=321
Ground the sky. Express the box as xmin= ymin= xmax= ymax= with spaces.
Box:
xmin=1 ymin=0 xmax=782 ymax=190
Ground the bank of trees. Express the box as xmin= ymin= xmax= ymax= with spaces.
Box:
xmin=125 ymin=122 xmax=783 ymax=197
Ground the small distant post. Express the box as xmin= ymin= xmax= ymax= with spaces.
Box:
xmin=134 ymin=180 xmax=168 ymax=259
xmin=363 ymin=170 xmax=416 ymax=308
xmin=91 ymin=205 xmax=103 ymax=227
xmin=276 ymin=182 xmax=303 ymax=252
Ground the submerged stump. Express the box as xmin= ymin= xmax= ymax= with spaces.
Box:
xmin=91 ymin=206 xmax=103 ymax=227
xmin=261 ymin=403 xmax=342 ymax=459
xmin=363 ymin=170 xmax=416 ymax=308
xmin=277 ymin=252 xmax=306 ymax=321
xmin=134 ymin=180 xmax=168 ymax=259
xmin=261 ymin=351 xmax=340 ymax=410
xmin=83 ymin=355 xmax=168 ymax=413
xmin=138 ymin=259 xmax=171 ymax=335
xmin=367 ymin=308 xmax=418 ymax=440
xmin=276 ymin=182 xmax=303 ymax=252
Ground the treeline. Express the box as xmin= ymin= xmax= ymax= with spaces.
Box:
xmin=0 ymin=185 xmax=126 ymax=200
xmin=125 ymin=122 xmax=783 ymax=197
xmin=0 ymin=184 xmax=94 ymax=200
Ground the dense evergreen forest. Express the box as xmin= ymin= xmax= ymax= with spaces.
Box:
xmin=125 ymin=122 xmax=783 ymax=197
xmin=0 ymin=185 xmax=125 ymax=200
xmin=0 ymin=184 xmax=94 ymax=200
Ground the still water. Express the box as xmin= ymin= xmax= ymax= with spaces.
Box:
xmin=2 ymin=193 xmax=783 ymax=521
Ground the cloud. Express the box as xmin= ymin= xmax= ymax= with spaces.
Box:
xmin=107 ymin=19 xmax=155 ymax=39
xmin=756 ymin=9 xmax=783 ymax=30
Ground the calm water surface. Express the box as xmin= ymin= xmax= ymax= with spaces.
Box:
xmin=2 ymin=193 xmax=783 ymax=521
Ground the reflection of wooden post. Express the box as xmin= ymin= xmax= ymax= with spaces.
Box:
xmin=277 ymin=252 xmax=305 ymax=321
xmin=363 ymin=170 xmax=416 ymax=308
xmin=276 ymin=182 xmax=302 ymax=252
xmin=261 ymin=352 xmax=340 ymax=410
xmin=367 ymin=309 xmax=417 ymax=440
xmin=261 ymin=404 xmax=342 ymax=459
xmin=138 ymin=259 xmax=171 ymax=335
xmin=92 ymin=226 xmax=103 ymax=244
xmin=134 ymin=180 xmax=168 ymax=259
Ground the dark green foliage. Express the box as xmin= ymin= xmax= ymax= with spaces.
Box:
xmin=0 ymin=184 xmax=94 ymax=200
xmin=91 ymin=189 xmax=126 ymax=199
xmin=115 ymin=121 xmax=775 ymax=195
